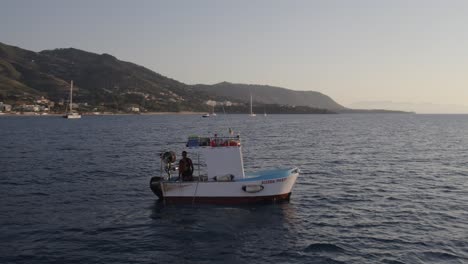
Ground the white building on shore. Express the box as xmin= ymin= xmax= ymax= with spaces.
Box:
xmin=0 ymin=102 xmax=12 ymax=112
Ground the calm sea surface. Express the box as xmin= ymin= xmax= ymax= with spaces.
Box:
xmin=1 ymin=114 xmax=467 ymax=264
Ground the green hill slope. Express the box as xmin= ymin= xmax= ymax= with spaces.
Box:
xmin=0 ymin=42 xmax=342 ymax=114
xmin=192 ymin=82 xmax=346 ymax=110
xmin=0 ymin=42 xmax=212 ymax=112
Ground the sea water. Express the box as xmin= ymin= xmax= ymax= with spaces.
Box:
xmin=1 ymin=114 xmax=467 ymax=263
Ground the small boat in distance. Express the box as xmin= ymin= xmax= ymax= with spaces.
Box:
xmin=203 ymin=105 xmax=216 ymax=117
xmin=63 ymin=80 xmax=81 ymax=119
xmin=211 ymin=104 xmax=217 ymax=116
xmin=249 ymin=93 xmax=256 ymax=117
xmin=149 ymin=133 xmax=299 ymax=204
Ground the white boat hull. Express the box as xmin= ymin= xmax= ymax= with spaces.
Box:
xmin=63 ymin=113 xmax=81 ymax=119
xmin=150 ymin=168 xmax=299 ymax=204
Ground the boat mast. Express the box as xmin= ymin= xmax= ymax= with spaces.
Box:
xmin=250 ymin=93 xmax=252 ymax=115
xmin=69 ymin=80 xmax=73 ymax=113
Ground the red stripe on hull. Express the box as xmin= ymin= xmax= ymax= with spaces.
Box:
xmin=160 ymin=193 xmax=292 ymax=205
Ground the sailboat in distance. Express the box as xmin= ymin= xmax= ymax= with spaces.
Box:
xmin=202 ymin=103 xmax=216 ymax=117
xmin=211 ymin=104 xmax=217 ymax=116
xmin=63 ymin=80 xmax=81 ymax=119
xmin=249 ymin=93 xmax=256 ymax=117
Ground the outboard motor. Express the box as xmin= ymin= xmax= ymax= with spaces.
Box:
xmin=160 ymin=151 xmax=176 ymax=178
xmin=161 ymin=151 xmax=176 ymax=164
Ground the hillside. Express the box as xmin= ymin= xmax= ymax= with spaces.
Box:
xmin=0 ymin=42 xmax=218 ymax=112
xmin=192 ymin=82 xmax=346 ymax=110
xmin=0 ymin=42 xmax=341 ymax=114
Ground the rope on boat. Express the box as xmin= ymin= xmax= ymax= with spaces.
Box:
xmin=221 ymin=105 xmax=235 ymax=136
xmin=192 ymin=179 xmax=200 ymax=205
xmin=192 ymin=153 xmax=201 ymax=205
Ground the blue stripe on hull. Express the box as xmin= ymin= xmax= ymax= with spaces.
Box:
xmin=239 ymin=167 xmax=299 ymax=182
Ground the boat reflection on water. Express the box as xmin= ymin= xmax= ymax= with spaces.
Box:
xmin=148 ymin=201 xmax=300 ymax=262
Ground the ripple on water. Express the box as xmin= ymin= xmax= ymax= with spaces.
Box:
xmin=1 ymin=114 xmax=468 ymax=264
xmin=304 ymin=243 xmax=346 ymax=253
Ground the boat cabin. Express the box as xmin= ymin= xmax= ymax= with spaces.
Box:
xmin=186 ymin=135 xmax=245 ymax=180
xmin=160 ymin=135 xmax=246 ymax=181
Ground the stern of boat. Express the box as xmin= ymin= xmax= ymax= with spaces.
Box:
xmin=150 ymin=176 xmax=164 ymax=200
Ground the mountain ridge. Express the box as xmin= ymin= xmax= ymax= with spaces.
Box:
xmin=191 ymin=82 xmax=346 ymax=110
xmin=0 ymin=42 xmax=216 ymax=112
xmin=1 ymin=41 xmax=355 ymax=114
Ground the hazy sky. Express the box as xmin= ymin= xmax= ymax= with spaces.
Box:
xmin=1 ymin=0 xmax=468 ymax=110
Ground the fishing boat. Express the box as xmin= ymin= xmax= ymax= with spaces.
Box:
xmin=63 ymin=80 xmax=81 ymax=119
xmin=149 ymin=133 xmax=299 ymax=204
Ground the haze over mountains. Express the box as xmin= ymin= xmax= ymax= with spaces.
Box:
xmin=350 ymin=101 xmax=468 ymax=114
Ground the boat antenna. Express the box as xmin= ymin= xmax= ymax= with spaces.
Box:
xmin=70 ymin=80 xmax=73 ymax=113
xmin=221 ymin=105 xmax=235 ymax=136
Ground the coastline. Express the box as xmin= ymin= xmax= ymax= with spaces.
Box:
xmin=0 ymin=111 xmax=419 ymax=116
xmin=0 ymin=111 xmax=207 ymax=116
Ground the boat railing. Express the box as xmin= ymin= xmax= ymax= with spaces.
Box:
xmin=186 ymin=136 xmax=241 ymax=148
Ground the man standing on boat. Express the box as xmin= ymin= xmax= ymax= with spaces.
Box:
xmin=179 ymin=151 xmax=194 ymax=181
